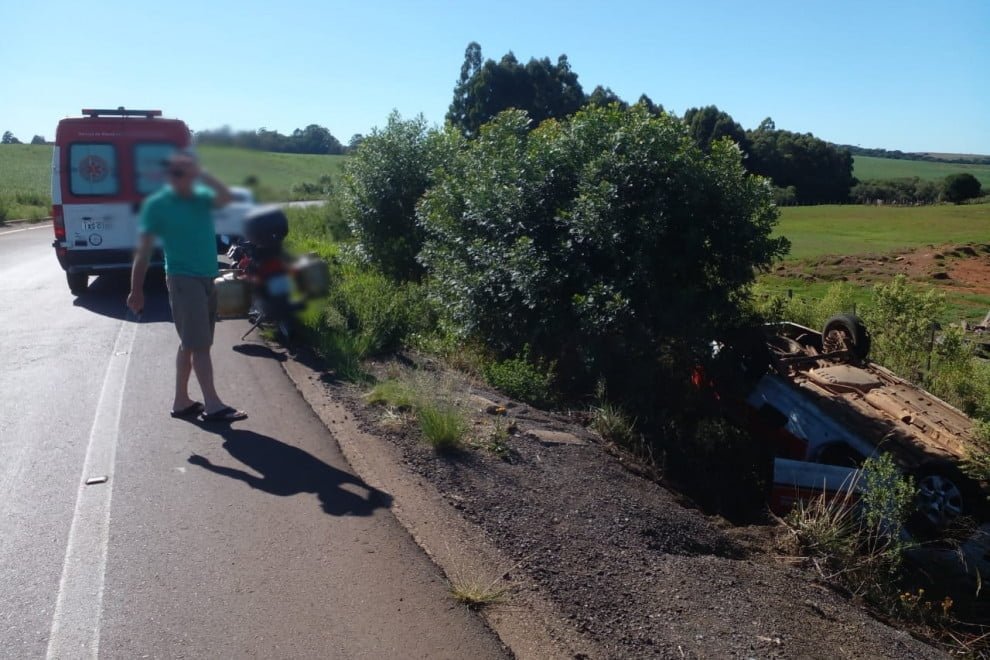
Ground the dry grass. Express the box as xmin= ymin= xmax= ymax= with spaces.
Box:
xmin=448 ymin=574 xmax=511 ymax=609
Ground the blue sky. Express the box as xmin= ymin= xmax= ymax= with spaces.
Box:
xmin=2 ymin=0 xmax=987 ymax=153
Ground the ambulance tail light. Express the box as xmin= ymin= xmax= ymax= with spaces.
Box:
xmin=53 ymin=204 xmax=65 ymax=241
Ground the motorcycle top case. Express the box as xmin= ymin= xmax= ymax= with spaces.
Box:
xmin=243 ymin=205 xmax=289 ymax=247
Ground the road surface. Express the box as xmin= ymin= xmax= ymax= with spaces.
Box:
xmin=0 ymin=223 xmax=507 ymax=659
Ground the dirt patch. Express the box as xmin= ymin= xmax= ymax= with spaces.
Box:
xmin=778 ymin=242 xmax=990 ymax=297
xmin=308 ymin=357 xmax=942 ymax=659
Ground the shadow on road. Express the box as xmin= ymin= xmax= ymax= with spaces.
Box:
xmin=231 ymin=343 xmax=287 ymax=361
xmin=187 ymin=425 xmax=392 ymax=517
xmin=72 ymin=271 xmax=172 ymax=323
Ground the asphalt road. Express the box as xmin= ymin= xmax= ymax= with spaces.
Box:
xmin=0 ymin=223 xmax=507 ymax=659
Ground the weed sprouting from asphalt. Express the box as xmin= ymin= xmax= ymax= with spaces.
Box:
xmin=449 ymin=575 xmax=510 ymax=609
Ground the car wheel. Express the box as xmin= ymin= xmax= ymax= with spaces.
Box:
xmin=67 ymin=272 xmax=88 ymax=296
xmin=822 ymin=313 xmax=871 ymax=360
xmin=907 ymin=461 xmax=983 ymax=539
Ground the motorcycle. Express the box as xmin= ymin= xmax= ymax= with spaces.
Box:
xmin=225 ymin=206 xmax=302 ymax=343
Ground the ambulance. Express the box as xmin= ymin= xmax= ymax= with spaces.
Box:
xmin=51 ymin=107 xmax=252 ymax=295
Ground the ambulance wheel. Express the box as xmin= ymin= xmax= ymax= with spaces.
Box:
xmin=67 ymin=272 xmax=89 ymax=296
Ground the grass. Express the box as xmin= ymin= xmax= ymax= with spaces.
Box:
xmin=854 ymin=155 xmax=990 ymax=188
xmin=366 ymin=379 xmax=417 ymax=410
xmin=0 ymin=144 xmax=54 ymax=221
xmin=591 ymin=401 xmax=637 ymax=446
xmin=197 ymin=146 xmax=347 ymax=201
xmin=775 ymin=203 xmax=990 ymax=260
xmin=417 ymin=403 xmax=468 ymax=451
xmin=762 ymin=202 xmax=990 ymax=322
xmin=448 ymin=574 xmax=511 ymax=608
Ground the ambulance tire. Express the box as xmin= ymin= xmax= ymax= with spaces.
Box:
xmin=67 ymin=272 xmax=89 ymax=296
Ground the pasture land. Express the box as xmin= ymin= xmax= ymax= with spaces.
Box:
xmin=776 ymin=203 xmax=990 ymax=260
xmin=765 ymin=203 xmax=990 ymax=321
xmin=854 ymin=155 xmax=990 ymax=187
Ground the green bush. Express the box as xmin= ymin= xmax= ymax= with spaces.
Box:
xmin=328 ymin=265 xmax=433 ymax=356
xmin=482 ymin=350 xmax=554 ymax=406
xmin=342 ymin=112 xmax=450 ymax=280
xmin=943 ymin=173 xmax=982 ymax=204
xmin=861 ymin=275 xmax=944 ymax=381
xmin=418 ymin=106 xmax=788 ymax=418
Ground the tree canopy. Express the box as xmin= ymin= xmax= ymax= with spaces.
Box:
xmin=2 ymin=131 xmax=21 ymax=144
xmin=447 ymin=42 xmax=586 ymax=136
xmin=417 ymin=106 xmax=788 ymax=408
xmin=683 ymin=106 xmax=749 ymax=154
xmin=745 ymin=120 xmax=856 ymax=204
xmin=943 ymin=173 xmax=982 ymax=204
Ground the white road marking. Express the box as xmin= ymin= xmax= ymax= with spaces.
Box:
xmin=46 ymin=320 xmax=137 ymax=660
xmin=0 ymin=222 xmax=51 ymax=237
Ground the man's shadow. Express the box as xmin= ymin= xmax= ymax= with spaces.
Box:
xmin=187 ymin=426 xmax=391 ymax=517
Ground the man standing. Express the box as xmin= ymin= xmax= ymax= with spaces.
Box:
xmin=127 ymin=150 xmax=247 ymax=422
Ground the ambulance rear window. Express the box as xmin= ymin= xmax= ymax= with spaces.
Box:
xmin=135 ymin=143 xmax=177 ymax=194
xmin=69 ymin=144 xmax=119 ymax=196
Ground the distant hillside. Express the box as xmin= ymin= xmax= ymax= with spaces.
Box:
xmin=853 ymin=155 xmax=990 ymax=187
xmin=841 ymin=145 xmax=990 ymax=165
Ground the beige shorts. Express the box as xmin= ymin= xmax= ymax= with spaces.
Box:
xmin=167 ymin=275 xmax=217 ymax=350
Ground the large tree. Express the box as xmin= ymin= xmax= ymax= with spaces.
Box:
xmin=2 ymin=131 xmax=20 ymax=144
xmin=447 ymin=42 xmax=585 ymax=136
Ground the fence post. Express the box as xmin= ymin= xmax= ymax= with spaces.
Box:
xmin=926 ymin=322 xmax=936 ymax=373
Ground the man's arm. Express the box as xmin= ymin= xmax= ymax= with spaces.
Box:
xmin=127 ymin=233 xmax=155 ymax=314
xmin=197 ymin=169 xmax=233 ymax=208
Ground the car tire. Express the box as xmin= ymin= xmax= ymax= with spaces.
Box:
xmin=67 ymin=272 xmax=88 ymax=296
xmin=906 ymin=461 xmax=984 ymax=540
xmin=822 ymin=313 xmax=871 ymax=360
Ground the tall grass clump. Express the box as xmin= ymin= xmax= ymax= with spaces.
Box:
xmin=366 ymin=379 xmax=417 ymax=410
xmin=786 ymin=453 xmax=916 ymax=609
xmin=417 ymin=402 xmax=467 ymax=451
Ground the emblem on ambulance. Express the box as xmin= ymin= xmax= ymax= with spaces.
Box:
xmin=89 ymin=233 xmax=103 ymax=246
xmin=79 ymin=155 xmax=109 ymax=182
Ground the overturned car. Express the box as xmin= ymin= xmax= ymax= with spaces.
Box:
xmin=717 ymin=315 xmax=986 ymax=541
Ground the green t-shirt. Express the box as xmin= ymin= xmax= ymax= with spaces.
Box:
xmin=139 ymin=184 xmax=218 ymax=278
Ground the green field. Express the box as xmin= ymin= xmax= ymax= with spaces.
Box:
xmin=853 ymin=155 xmax=990 ymax=187
xmin=0 ymin=144 xmax=346 ymax=222
xmin=764 ymin=202 xmax=990 ymax=321
xmin=776 ymin=203 xmax=990 ymax=260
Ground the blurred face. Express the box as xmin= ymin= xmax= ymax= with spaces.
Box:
xmin=166 ymin=154 xmax=196 ymax=194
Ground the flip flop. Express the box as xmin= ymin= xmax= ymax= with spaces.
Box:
xmin=200 ymin=406 xmax=248 ymax=422
xmin=170 ymin=402 xmax=204 ymax=418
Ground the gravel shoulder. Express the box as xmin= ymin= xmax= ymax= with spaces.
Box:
xmin=283 ymin=349 xmax=943 ymax=659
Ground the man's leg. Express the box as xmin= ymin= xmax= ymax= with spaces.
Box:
xmin=191 ymin=347 xmax=224 ymax=414
xmin=173 ymin=346 xmax=196 ymax=411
